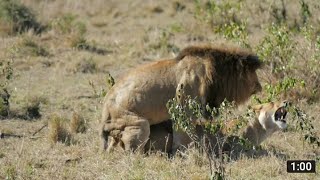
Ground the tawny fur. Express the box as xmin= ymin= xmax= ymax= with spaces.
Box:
xmin=100 ymin=45 xmax=263 ymax=152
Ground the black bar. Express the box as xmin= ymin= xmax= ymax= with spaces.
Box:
xmin=287 ymin=160 xmax=316 ymax=173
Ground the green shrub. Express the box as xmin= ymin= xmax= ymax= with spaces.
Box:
xmin=256 ymin=23 xmax=296 ymax=75
xmin=300 ymin=0 xmax=312 ymax=25
xmin=289 ymin=106 xmax=320 ymax=148
xmin=0 ymin=60 xmax=13 ymax=88
xmin=254 ymin=77 xmax=305 ymax=104
xmin=0 ymin=0 xmax=43 ymax=35
xmin=214 ymin=21 xmax=249 ymax=48
xmin=5 ymin=164 xmax=16 ymax=180
xmin=194 ymin=0 xmax=242 ymax=28
xmin=0 ymin=89 xmax=10 ymax=118
xmin=0 ymin=60 xmax=13 ymax=118
xmin=167 ymin=96 xmax=240 ymax=180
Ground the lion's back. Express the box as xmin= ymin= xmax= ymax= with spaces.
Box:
xmin=103 ymin=59 xmax=180 ymax=124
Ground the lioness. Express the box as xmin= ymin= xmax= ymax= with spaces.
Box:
xmin=100 ymin=45 xmax=263 ymax=152
xmin=149 ymin=101 xmax=288 ymax=155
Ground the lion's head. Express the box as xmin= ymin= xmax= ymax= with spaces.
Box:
xmin=252 ymin=100 xmax=289 ymax=131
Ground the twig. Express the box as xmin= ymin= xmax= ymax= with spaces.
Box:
xmin=32 ymin=124 xmax=48 ymax=136
xmin=0 ymin=124 xmax=47 ymax=140
xmin=0 ymin=133 xmax=24 ymax=139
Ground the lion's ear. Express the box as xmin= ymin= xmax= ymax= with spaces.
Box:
xmin=242 ymin=55 xmax=263 ymax=71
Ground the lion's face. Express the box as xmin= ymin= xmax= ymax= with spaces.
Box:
xmin=234 ymin=69 xmax=262 ymax=105
xmin=272 ymin=104 xmax=288 ymax=129
xmin=247 ymin=70 xmax=262 ymax=95
xmin=255 ymin=101 xmax=289 ymax=131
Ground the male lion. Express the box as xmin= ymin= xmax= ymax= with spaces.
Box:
xmin=100 ymin=45 xmax=263 ymax=152
xmin=158 ymin=100 xmax=288 ymax=155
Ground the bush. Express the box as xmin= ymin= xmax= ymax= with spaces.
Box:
xmin=256 ymin=24 xmax=296 ymax=75
xmin=0 ymin=60 xmax=13 ymax=119
xmin=48 ymin=115 xmax=72 ymax=146
xmin=0 ymin=0 xmax=43 ymax=35
xmin=167 ymin=96 xmax=239 ymax=180
xmin=70 ymin=112 xmax=87 ymax=134
xmin=0 ymin=89 xmax=10 ymax=118
xmin=48 ymin=113 xmax=87 ymax=146
xmin=23 ymin=97 xmax=42 ymax=119
xmin=16 ymin=36 xmax=49 ymax=57
xmin=74 ymin=58 xmax=97 ymax=74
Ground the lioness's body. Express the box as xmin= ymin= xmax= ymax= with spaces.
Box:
xmin=101 ymin=45 xmax=262 ymax=152
xmin=149 ymin=101 xmax=288 ymax=155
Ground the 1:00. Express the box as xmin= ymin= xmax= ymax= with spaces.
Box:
xmin=291 ymin=162 xmax=313 ymax=171
xmin=287 ymin=160 xmax=316 ymax=173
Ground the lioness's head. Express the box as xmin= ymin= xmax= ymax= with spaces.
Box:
xmin=252 ymin=100 xmax=289 ymax=131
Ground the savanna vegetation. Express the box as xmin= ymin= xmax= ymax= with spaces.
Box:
xmin=0 ymin=0 xmax=319 ymax=179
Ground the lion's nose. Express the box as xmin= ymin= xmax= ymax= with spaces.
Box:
xmin=256 ymin=82 xmax=262 ymax=93
xmin=252 ymin=82 xmax=262 ymax=95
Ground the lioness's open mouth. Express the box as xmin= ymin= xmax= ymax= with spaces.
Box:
xmin=275 ymin=107 xmax=287 ymax=123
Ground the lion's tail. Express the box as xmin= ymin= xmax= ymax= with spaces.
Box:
xmin=101 ymin=124 xmax=121 ymax=152
xmin=100 ymin=110 xmax=112 ymax=151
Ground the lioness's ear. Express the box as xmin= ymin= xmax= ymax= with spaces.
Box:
xmin=250 ymin=104 xmax=263 ymax=114
xmin=242 ymin=55 xmax=263 ymax=70
xmin=281 ymin=100 xmax=290 ymax=108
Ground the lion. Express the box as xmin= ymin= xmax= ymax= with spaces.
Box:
xmin=100 ymin=45 xmax=263 ymax=152
xmin=151 ymin=100 xmax=288 ymax=156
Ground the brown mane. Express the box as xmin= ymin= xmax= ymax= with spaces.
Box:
xmin=175 ymin=45 xmax=263 ymax=107
xmin=175 ymin=45 xmax=262 ymax=69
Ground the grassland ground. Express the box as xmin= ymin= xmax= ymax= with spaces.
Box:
xmin=0 ymin=0 xmax=319 ymax=179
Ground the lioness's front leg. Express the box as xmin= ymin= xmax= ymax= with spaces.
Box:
xmin=172 ymin=82 xmax=209 ymax=154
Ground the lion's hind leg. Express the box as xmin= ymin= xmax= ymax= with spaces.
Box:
xmin=100 ymin=128 xmax=119 ymax=153
xmin=121 ymin=118 xmax=150 ymax=153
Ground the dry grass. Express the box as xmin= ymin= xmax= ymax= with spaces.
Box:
xmin=0 ymin=0 xmax=43 ymax=35
xmin=0 ymin=0 xmax=319 ymax=179
xmin=16 ymin=36 xmax=50 ymax=57
xmin=70 ymin=112 xmax=87 ymax=134
xmin=48 ymin=115 xmax=72 ymax=146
